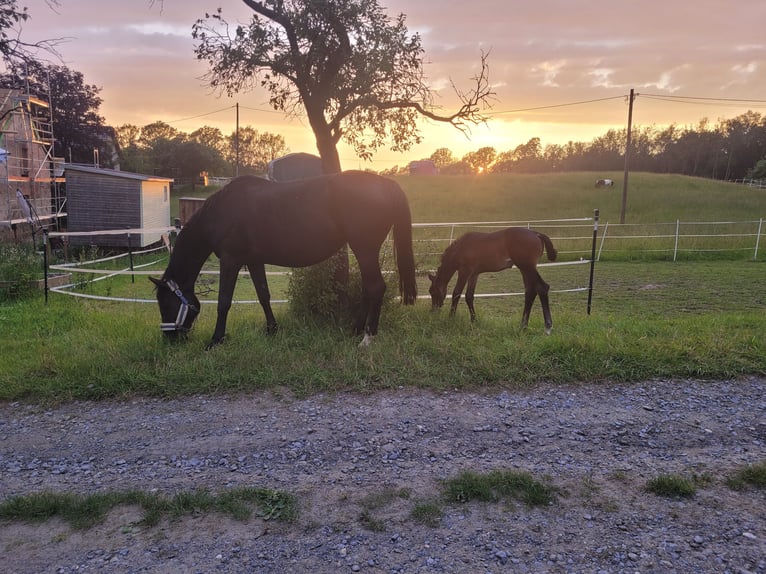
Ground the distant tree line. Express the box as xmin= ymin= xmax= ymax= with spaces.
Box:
xmin=114 ymin=121 xmax=287 ymax=182
xmin=388 ymin=111 xmax=766 ymax=181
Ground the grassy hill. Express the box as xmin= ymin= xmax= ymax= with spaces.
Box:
xmin=395 ymin=172 xmax=764 ymax=224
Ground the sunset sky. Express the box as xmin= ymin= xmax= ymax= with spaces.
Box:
xmin=16 ymin=0 xmax=766 ymax=170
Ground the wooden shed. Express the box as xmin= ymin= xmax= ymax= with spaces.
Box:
xmin=64 ymin=165 xmax=173 ymax=248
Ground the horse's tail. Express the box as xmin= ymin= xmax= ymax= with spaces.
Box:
xmin=536 ymin=231 xmax=558 ymax=262
xmin=391 ymin=183 xmax=418 ymax=305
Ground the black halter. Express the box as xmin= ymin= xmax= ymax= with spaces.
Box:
xmin=160 ymin=279 xmax=197 ymax=332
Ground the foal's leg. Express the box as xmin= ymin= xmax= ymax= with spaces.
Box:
xmin=209 ymin=260 xmax=240 ymax=348
xmin=450 ymin=270 xmax=469 ymax=316
xmin=248 ymin=263 xmax=278 ymax=335
xmin=535 ymin=270 xmax=553 ymax=335
xmin=465 ymin=274 xmax=480 ymax=321
xmin=519 ymin=267 xmax=538 ymax=331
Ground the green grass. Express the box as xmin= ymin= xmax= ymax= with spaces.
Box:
xmin=410 ymin=501 xmax=444 ymax=527
xmin=0 ymin=487 xmax=296 ymax=529
xmin=726 ymin=460 xmax=766 ymax=491
xmin=397 ymin=172 xmax=765 ymax=225
xmin=442 ymin=469 xmax=559 ymax=507
xmin=644 ymin=474 xmax=698 ymax=498
xmin=0 ymin=260 xmax=763 ymax=403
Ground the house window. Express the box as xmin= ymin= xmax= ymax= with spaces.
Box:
xmin=163 ymin=186 xmax=168 ymax=202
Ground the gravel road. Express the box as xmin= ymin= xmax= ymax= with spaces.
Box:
xmin=1 ymin=377 xmax=765 ymax=573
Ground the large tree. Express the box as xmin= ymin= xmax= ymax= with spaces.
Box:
xmin=192 ymin=0 xmax=492 ymax=174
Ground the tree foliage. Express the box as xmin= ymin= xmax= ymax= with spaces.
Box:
xmin=192 ymin=0 xmax=492 ymax=174
xmin=114 ymin=121 xmax=286 ymax=180
xmin=0 ymin=0 xmax=62 ymax=67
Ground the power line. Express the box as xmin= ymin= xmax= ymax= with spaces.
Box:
xmin=164 ymin=105 xmax=236 ymax=124
xmin=639 ymin=93 xmax=766 ymax=104
xmin=640 ymin=94 xmax=766 ymax=110
xmin=489 ymin=95 xmax=626 ymax=116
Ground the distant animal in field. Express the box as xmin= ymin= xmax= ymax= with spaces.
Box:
xmin=151 ymin=171 xmax=417 ymax=348
xmin=595 ymin=178 xmax=614 ymax=187
xmin=428 ymin=227 xmax=557 ymax=334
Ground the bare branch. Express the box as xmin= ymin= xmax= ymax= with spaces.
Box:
xmin=354 ymin=50 xmax=495 ymax=136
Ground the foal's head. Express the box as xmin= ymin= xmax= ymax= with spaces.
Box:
xmin=150 ymin=277 xmax=201 ymax=339
xmin=427 ymin=273 xmax=447 ymax=309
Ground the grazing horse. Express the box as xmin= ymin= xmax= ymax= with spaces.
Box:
xmin=595 ymin=178 xmax=614 ymax=187
xmin=151 ymin=171 xmax=417 ymax=348
xmin=428 ymin=227 xmax=557 ymax=334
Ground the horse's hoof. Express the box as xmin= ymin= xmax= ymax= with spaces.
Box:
xmin=358 ymin=333 xmax=375 ymax=347
xmin=544 ymin=327 xmax=552 ymax=336
xmin=265 ymin=323 xmax=279 ymax=336
xmin=205 ymin=335 xmax=226 ymax=350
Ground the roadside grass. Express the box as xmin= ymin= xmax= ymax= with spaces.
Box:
xmin=4 ymin=461 xmax=764 ymax=529
xmin=1 ymin=260 xmax=763 ymax=403
xmin=441 ymin=469 xmax=559 ymax=507
xmin=0 ymin=487 xmax=296 ymax=529
xmin=726 ymin=460 xmax=766 ymax=491
xmin=644 ymin=474 xmax=699 ymax=498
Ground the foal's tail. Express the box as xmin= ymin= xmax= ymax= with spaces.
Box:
xmin=536 ymin=231 xmax=558 ymax=262
xmin=391 ymin=184 xmax=418 ymax=305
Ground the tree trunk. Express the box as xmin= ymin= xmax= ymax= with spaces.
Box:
xmin=313 ymin=123 xmax=349 ymax=308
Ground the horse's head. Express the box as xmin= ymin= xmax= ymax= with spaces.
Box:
xmin=150 ymin=277 xmax=200 ymax=339
xmin=428 ymin=273 xmax=446 ymax=309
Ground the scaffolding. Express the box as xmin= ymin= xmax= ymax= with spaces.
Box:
xmin=0 ymin=87 xmax=66 ymax=236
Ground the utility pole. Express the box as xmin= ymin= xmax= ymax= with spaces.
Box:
xmin=235 ymin=102 xmax=240 ymax=177
xmin=620 ymin=88 xmax=635 ymax=224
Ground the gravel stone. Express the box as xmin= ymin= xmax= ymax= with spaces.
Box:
xmin=1 ymin=377 xmax=765 ymax=573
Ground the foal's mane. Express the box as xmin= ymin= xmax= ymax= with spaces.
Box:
xmin=439 ymin=234 xmax=470 ymax=271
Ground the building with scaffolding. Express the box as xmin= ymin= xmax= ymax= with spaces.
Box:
xmin=0 ymin=88 xmax=65 ymax=240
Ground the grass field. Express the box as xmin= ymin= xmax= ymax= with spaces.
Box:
xmin=1 ymin=172 xmax=764 ymax=404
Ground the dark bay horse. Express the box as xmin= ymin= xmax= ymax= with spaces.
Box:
xmin=428 ymin=227 xmax=557 ymax=334
xmin=152 ymin=171 xmax=417 ymax=347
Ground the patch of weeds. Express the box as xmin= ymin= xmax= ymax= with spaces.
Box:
xmin=0 ymin=487 xmax=296 ymax=529
xmin=359 ymin=487 xmax=411 ymax=510
xmin=726 ymin=460 xmax=766 ymax=491
xmin=359 ymin=509 xmax=386 ymax=532
xmin=410 ymin=501 xmax=443 ymax=527
xmin=356 ymin=487 xmax=411 ymax=533
xmin=645 ymin=474 xmax=696 ymax=498
xmin=442 ymin=469 xmax=558 ymax=507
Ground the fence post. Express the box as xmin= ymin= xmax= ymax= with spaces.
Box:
xmin=673 ymin=219 xmax=680 ymax=261
xmin=755 ymin=218 xmax=763 ymax=260
xmin=127 ymin=232 xmax=135 ymax=284
xmin=587 ymin=209 xmax=599 ymax=316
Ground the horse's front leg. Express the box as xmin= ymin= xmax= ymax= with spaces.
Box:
xmin=450 ymin=271 xmax=469 ymax=316
xmin=208 ymin=261 xmax=240 ymax=348
xmin=248 ymin=263 xmax=277 ymax=335
xmin=465 ymin=274 xmax=480 ymax=322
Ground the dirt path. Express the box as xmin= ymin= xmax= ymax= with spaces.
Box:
xmin=2 ymin=377 xmax=765 ymax=573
